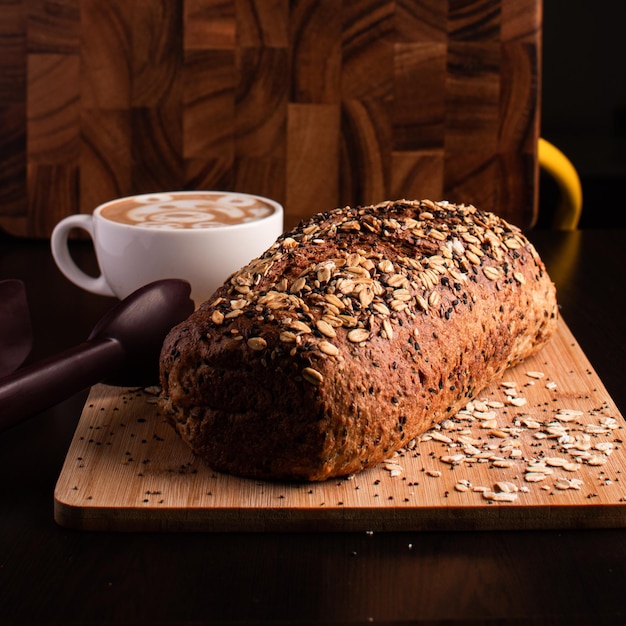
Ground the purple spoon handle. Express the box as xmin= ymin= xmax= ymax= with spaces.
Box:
xmin=0 ymin=337 xmax=123 ymax=432
xmin=0 ymin=279 xmax=194 ymax=433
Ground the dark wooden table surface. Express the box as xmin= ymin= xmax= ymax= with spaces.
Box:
xmin=1 ymin=227 xmax=625 ymax=625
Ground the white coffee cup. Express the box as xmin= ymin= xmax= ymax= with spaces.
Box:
xmin=51 ymin=191 xmax=284 ymax=306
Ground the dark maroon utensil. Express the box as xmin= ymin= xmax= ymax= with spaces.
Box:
xmin=0 ymin=280 xmax=33 ymax=378
xmin=0 ymin=279 xmax=194 ymax=432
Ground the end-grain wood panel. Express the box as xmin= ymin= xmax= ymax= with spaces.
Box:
xmin=0 ymin=0 xmax=541 ymax=238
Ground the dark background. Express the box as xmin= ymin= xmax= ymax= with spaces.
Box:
xmin=540 ymin=1 xmax=626 ymax=228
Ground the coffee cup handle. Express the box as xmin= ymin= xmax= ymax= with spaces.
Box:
xmin=51 ymin=215 xmax=116 ymax=298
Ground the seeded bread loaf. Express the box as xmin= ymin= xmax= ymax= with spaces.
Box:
xmin=158 ymin=200 xmax=558 ymax=481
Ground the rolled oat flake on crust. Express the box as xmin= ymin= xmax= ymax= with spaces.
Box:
xmin=158 ymin=200 xmax=558 ymax=481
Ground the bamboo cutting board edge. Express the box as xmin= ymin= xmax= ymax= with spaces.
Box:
xmin=54 ymin=318 xmax=626 ymax=532
xmin=53 ymin=500 xmax=626 ymax=534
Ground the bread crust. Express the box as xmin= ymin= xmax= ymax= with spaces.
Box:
xmin=158 ymin=200 xmax=558 ymax=481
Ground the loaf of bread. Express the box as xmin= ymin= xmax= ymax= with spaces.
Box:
xmin=158 ymin=200 xmax=558 ymax=481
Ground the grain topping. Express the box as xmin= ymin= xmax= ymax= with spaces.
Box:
xmin=198 ymin=200 xmax=553 ymax=379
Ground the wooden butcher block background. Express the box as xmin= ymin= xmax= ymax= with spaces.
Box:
xmin=0 ymin=0 xmax=541 ymax=237
xmin=54 ymin=319 xmax=626 ymax=532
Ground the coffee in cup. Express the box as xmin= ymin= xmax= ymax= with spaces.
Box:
xmin=98 ymin=192 xmax=277 ymax=229
xmin=51 ymin=191 xmax=284 ymax=306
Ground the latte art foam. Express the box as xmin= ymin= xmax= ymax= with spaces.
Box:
xmin=100 ymin=192 xmax=276 ymax=229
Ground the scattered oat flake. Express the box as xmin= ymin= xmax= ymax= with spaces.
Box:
xmin=555 ymin=478 xmax=584 ymax=491
xmin=525 ymin=472 xmax=547 ymax=483
xmin=508 ymin=397 xmax=527 ymax=407
xmin=586 ymin=424 xmax=612 ymax=434
xmin=440 ymin=454 xmax=466 ymax=465
xmin=526 ymin=371 xmax=545 ymax=379
xmin=430 ymin=432 xmax=453 ymax=444
xmin=384 ymin=462 xmax=404 ymax=473
xmin=488 ymin=429 xmax=508 ymax=439
xmin=474 ymin=410 xmax=497 ymax=421
xmin=463 ymin=444 xmax=482 ymax=456
xmin=546 ymin=422 xmax=567 ymax=433
xmin=545 ymin=381 xmax=558 ymax=390
xmin=483 ymin=491 xmax=518 ymax=503
xmin=495 ymin=481 xmax=519 ymax=493
xmin=562 ymin=462 xmax=580 ymax=472
xmin=556 ymin=409 xmax=584 ymax=422
xmin=586 ymin=455 xmax=608 ymax=466
xmin=426 ymin=469 xmax=442 ymax=478
xmin=481 ymin=419 xmax=498 ymax=429
xmin=492 ymin=460 xmax=515 ymax=468
xmin=569 ymin=450 xmax=591 ymax=459
xmin=544 ymin=457 xmax=569 ymax=467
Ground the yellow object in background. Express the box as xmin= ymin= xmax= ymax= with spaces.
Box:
xmin=538 ymin=138 xmax=583 ymax=230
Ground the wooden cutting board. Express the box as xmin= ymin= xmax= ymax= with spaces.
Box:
xmin=1 ymin=0 xmax=540 ymax=237
xmin=54 ymin=317 xmax=626 ymax=532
